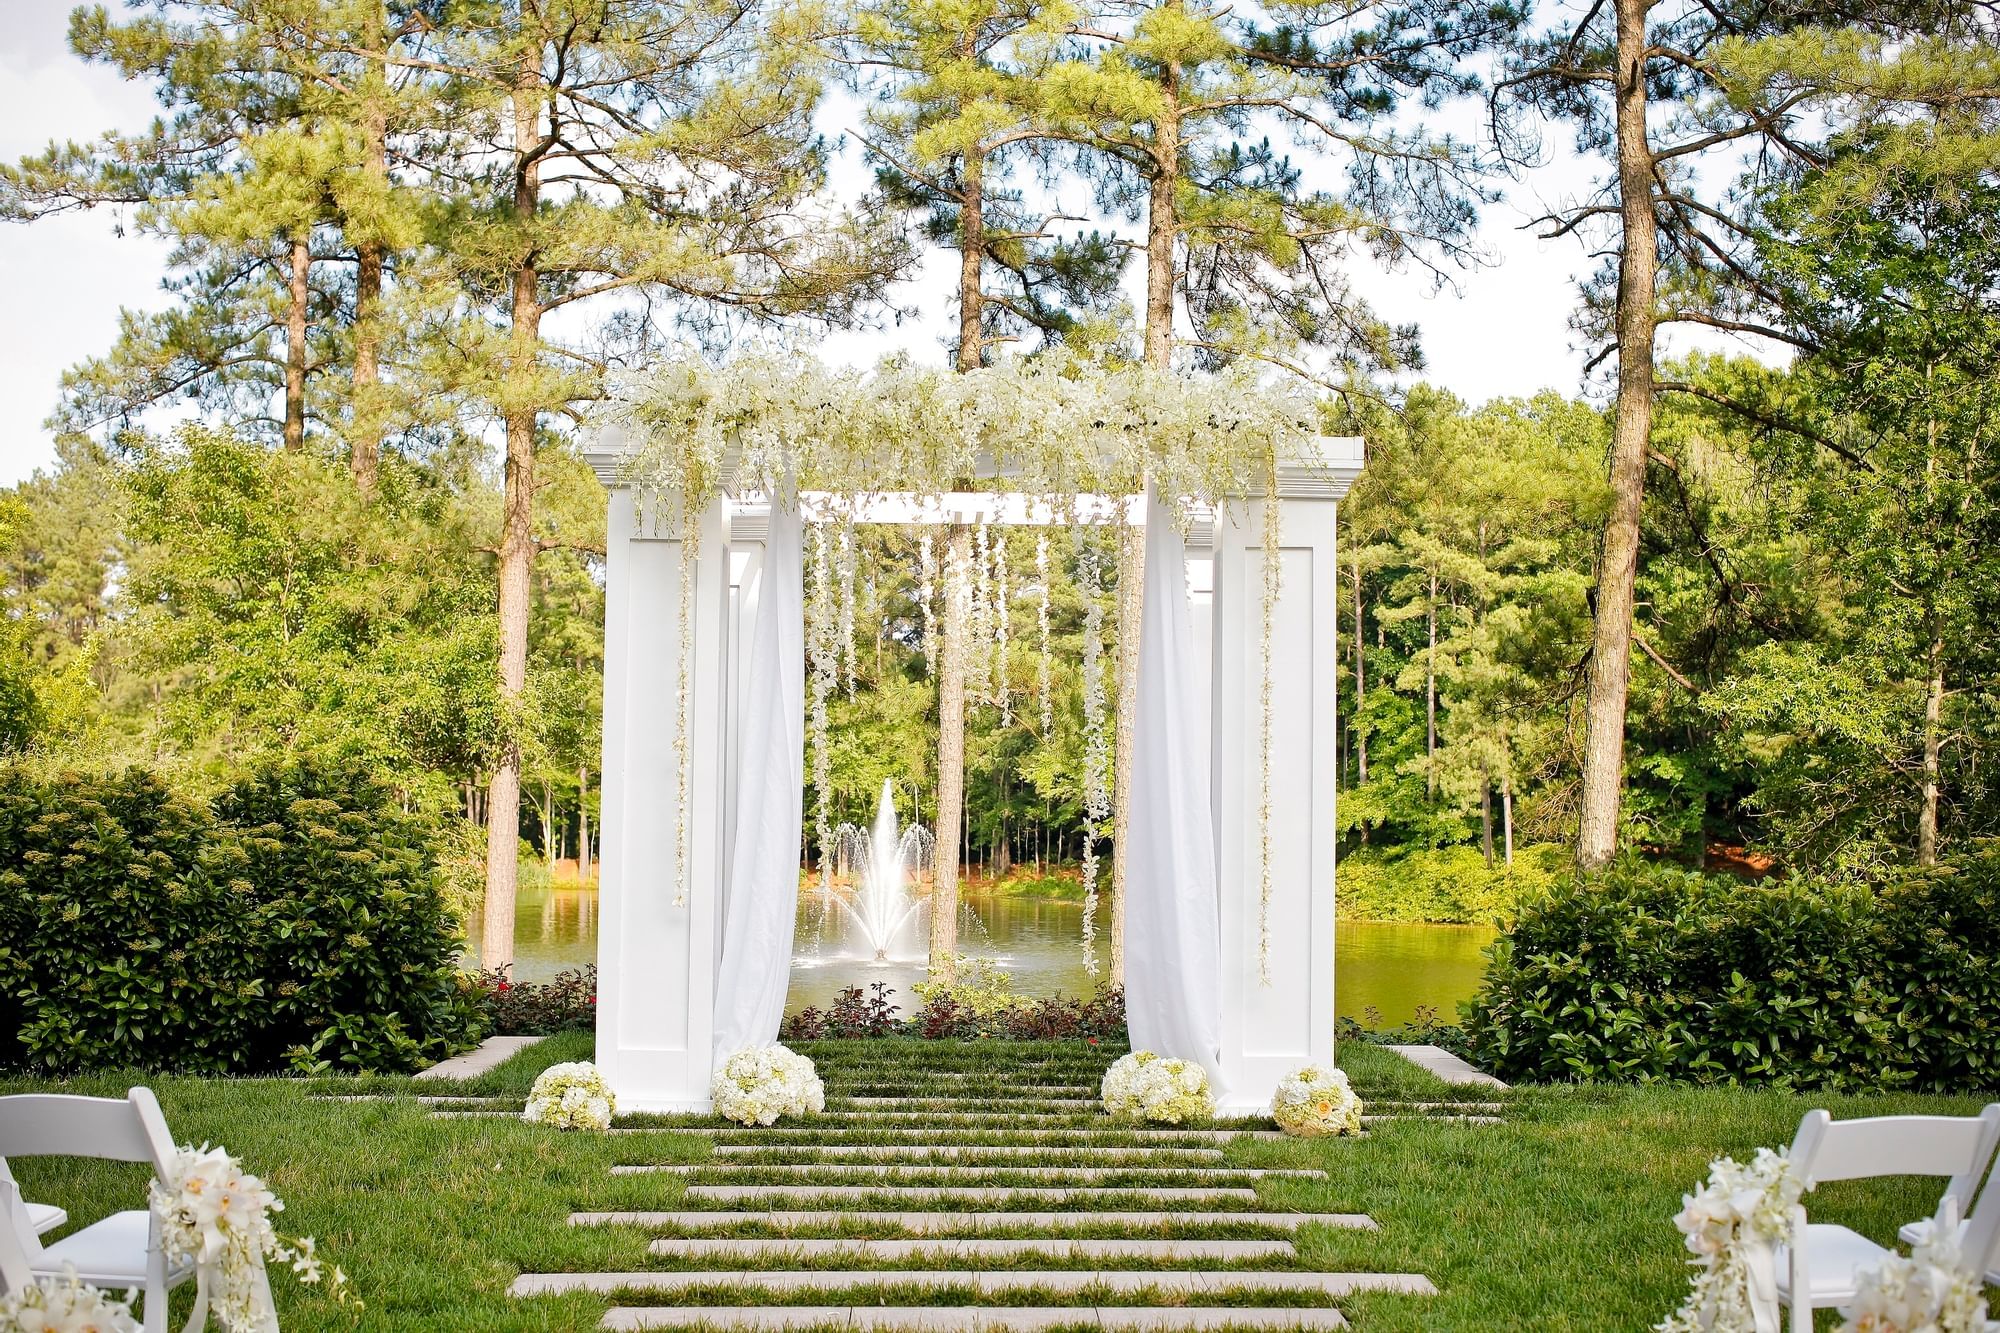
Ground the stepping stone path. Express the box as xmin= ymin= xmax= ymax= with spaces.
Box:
xmin=501 ymin=1044 xmax=1455 ymax=1329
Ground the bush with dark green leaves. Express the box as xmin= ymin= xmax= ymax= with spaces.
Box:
xmin=1463 ymin=849 xmax=2000 ymax=1092
xmin=0 ymin=764 xmax=480 ymax=1075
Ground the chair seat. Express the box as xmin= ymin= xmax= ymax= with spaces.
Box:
xmin=25 ymin=1200 xmax=67 ymax=1235
xmin=1775 ymin=1224 xmax=1894 ymax=1305
xmin=1897 ymin=1218 xmax=2000 ymax=1286
xmin=32 ymin=1209 xmax=193 ymax=1287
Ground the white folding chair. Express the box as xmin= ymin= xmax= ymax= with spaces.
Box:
xmin=0 ymin=1156 xmax=66 ymax=1235
xmin=1772 ymin=1104 xmax=2000 ymax=1333
xmin=0 ymin=1088 xmax=193 ymax=1332
xmin=1895 ymin=1101 xmax=2000 ymax=1287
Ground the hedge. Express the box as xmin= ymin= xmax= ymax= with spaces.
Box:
xmin=0 ymin=764 xmax=480 ymax=1075
xmin=1337 ymin=843 xmax=1569 ymax=925
xmin=1462 ymin=847 xmax=2000 ymax=1092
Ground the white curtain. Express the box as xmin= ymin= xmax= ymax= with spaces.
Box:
xmin=711 ymin=501 xmax=805 ymax=1066
xmin=1122 ymin=488 xmax=1223 ymax=1086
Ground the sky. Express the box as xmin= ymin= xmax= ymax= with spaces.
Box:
xmin=0 ymin=0 xmax=1741 ymax=489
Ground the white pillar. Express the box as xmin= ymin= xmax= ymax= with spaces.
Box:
xmin=588 ymin=448 xmax=734 ymax=1113
xmin=1209 ymin=437 xmax=1362 ymax=1113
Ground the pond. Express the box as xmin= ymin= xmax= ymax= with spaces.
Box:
xmin=481 ymin=880 xmax=1495 ymax=1027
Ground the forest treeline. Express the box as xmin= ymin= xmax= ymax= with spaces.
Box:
xmin=1 ymin=0 xmax=1997 ymax=956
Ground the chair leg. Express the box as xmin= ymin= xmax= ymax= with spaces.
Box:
xmin=1788 ymin=1206 xmax=1813 ymax=1333
xmin=144 ymin=1214 xmax=168 ymax=1333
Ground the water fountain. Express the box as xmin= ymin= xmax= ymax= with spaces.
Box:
xmin=829 ymin=780 xmax=934 ymax=963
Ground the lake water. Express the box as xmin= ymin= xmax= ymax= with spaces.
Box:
xmin=482 ymin=881 xmax=1496 ymax=1027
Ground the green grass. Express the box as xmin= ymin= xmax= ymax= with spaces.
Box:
xmin=3 ymin=1034 xmax=1995 ymax=1331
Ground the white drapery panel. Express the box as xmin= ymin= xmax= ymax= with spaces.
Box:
xmin=1123 ymin=487 xmax=1223 ymax=1086
xmin=711 ymin=502 xmax=806 ymax=1066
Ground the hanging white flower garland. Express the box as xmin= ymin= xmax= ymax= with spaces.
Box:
xmin=605 ymin=349 xmax=1324 ymax=956
xmin=1036 ymin=533 xmax=1054 ymax=736
xmin=808 ymin=524 xmax=838 ymax=901
xmin=1077 ymin=534 xmax=1110 ymax=977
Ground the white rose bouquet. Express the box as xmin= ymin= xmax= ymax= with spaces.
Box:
xmin=712 ymin=1044 xmax=825 ymax=1126
xmin=1271 ymin=1065 xmax=1364 ymax=1137
xmin=523 ymin=1061 xmax=617 ymax=1132
xmin=1657 ymin=1148 xmax=1804 ymax=1333
xmin=0 ymin=1266 xmax=140 ymax=1332
xmin=1839 ymin=1215 xmax=1999 ymax=1333
xmin=1100 ymin=1051 xmax=1213 ymax=1123
xmin=149 ymin=1143 xmax=355 ymax=1333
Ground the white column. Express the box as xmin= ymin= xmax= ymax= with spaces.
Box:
xmin=1209 ymin=437 xmax=1362 ymax=1113
xmin=721 ymin=502 xmax=770 ymax=970
xmin=588 ymin=448 xmax=733 ymax=1113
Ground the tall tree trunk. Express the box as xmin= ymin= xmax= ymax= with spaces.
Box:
xmin=349 ymin=6 xmax=387 ymax=495
xmin=480 ymin=64 xmax=545 ymax=975
xmin=284 ymin=234 xmax=310 ymax=452
xmin=1918 ymin=636 xmax=1944 ymax=865
xmin=931 ymin=525 xmax=971 ymax=980
xmin=1110 ymin=520 xmax=1141 ymax=989
xmin=1481 ymin=779 xmax=1494 ymax=867
xmin=1502 ymin=769 xmax=1515 ymax=867
xmin=542 ymin=779 xmax=556 ymax=878
xmin=1425 ymin=571 xmax=1437 ymax=800
xmin=578 ymin=764 xmax=592 ymax=883
xmin=1352 ymin=558 xmax=1367 ymax=785
xmin=958 ymin=146 xmax=984 ymax=368
xmin=1576 ymin=0 xmax=1659 ymax=873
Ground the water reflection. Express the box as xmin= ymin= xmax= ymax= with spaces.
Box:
xmin=482 ymin=880 xmax=1496 ymax=1025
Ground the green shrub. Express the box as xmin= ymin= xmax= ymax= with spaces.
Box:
xmin=0 ymin=764 xmax=480 ymax=1075
xmin=1338 ymin=843 xmax=1568 ymax=925
xmin=1462 ymin=848 xmax=2000 ymax=1092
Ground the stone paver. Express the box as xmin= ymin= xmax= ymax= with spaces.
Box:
xmin=681 ymin=1186 xmax=1260 ymax=1205
xmin=642 ymin=1238 xmax=1296 ymax=1262
xmin=710 ymin=1145 xmax=1226 ymax=1162
xmin=1382 ymin=1045 xmax=1508 ymax=1090
xmin=413 ymin=1035 xmax=543 ymax=1081
xmin=586 ymin=1211 xmax=1375 ymax=1233
xmin=514 ymin=1271 xmax=1434 ymax=1298
xmin=840 ymin=1098 xmax=1100 ymax=1109
xmin=601 ymin=1305 xmax=1347 ymax=1329
xmin=606 ymin=1128 xmax=1287 ymax=1143
xmin=615 ymin=1165 xmax=1322 ymax=1182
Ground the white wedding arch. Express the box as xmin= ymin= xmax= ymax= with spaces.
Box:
xmin=582 ymin=353 xmax=1363 ymax=1114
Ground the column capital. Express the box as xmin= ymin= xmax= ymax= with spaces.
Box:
xmin=582 ymin=425 xmax=630 ymax=488
xmin=1276 ymin=435 xmax=1365 ymax=501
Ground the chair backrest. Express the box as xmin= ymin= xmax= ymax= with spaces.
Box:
xmin=1786 ymin=1105 xmax=2000 ymax=1192
xmin=1962 ymin=1109 xmax=2000 ymax=1279
xmin=0 ymin=1088 xmax=175 ymax=1175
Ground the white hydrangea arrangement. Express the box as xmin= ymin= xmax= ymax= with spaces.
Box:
xmin=1656 ymin=1148 xmax=1805 ymax=1333
xmin=149 ymin=1143 xmax=355 ymax=1332
xmin=1838 ymin=1216 xmax=1999 ymax=1333
xmin=0 ymin=1266 xmax=140 ymax=1332
xmin=1100 ymin=1051 xmax=1213 ymax=1123
xmin=1271 ymin=1064 xmax=1364 ymax=1137
xmin=523 ymin=1061 xmax=617 ymax=1132
xmin=712 ymin=1044 xmax=825 ymax=1126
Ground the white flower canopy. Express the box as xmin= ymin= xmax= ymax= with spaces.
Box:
xmin=585 ymin=350 xmax=1361 ymax=1117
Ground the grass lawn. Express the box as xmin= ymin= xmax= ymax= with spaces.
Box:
xmin=3 ymin=1035 xmax=1995 ymax=1331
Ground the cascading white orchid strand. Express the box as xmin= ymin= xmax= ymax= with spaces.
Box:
xmin=674 ymin=532 xmax=695 ymax=908
xmin=838 ymin=516 xmax=858 ymax=701
xmin=995 ymin=535 xmax=1011 ymax=726
xmin=1036 ymin=533 xmax=1053 ymax=736
xmin=919 ymin=530 xmax=939 ymax=678
xmin=1077 ymin=533 xmax=1110 ymax=978
xmin=808 ymin=524 xmax=837 ymax=899
xmin=1258 ymin=456 xmax=1282 ymax=984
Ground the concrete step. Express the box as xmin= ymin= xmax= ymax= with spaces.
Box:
xmin=601 ymin=1304 xmax=1348 ymax=1329
xmin=836 ymin=1098 xmax=1100 ymax=1110
xmin=607 ymin=1128 xmax=1286 ymax=1143
xmin=641 ymin=1238 xmax=1296 ymax=1261
xmin=680 ymin=1186 xmax=1265 ymax=1205
xmin=514 ymin=1270 xmax=1435 ymax=1298
xmin=614 ymin=1164 xmax=1323 ymax=1182
xmin=708 ymin=1145 xmax=1226 ymax=1163
xmin=577 ymin=1211 xmax=1375 ymax=1233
